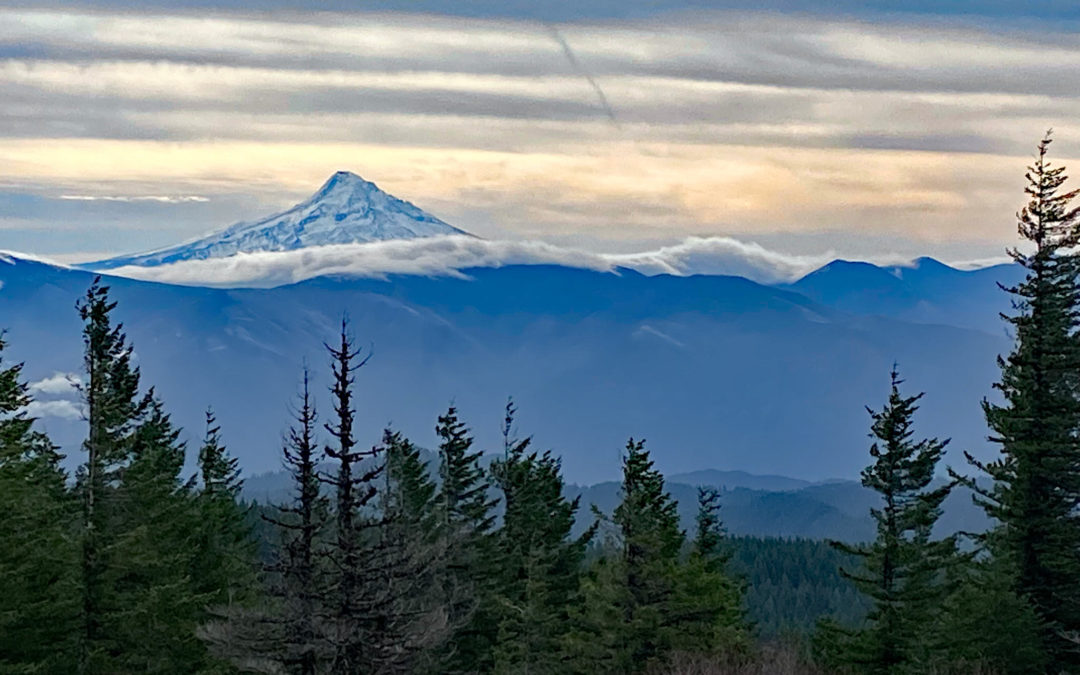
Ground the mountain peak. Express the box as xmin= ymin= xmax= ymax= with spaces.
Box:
xmin=87 ymin=173 xmax=471 ymax=269
xmin=316 ymin=171 xmax=374 ymax=197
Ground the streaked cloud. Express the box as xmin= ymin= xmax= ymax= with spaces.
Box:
xmin=101 ymin=234 xmax=918 ymax=288
xmin=59 ymin=194 xmax=210 ymax=203
xmin=1 ymin=4 xmax=1078 ymax=260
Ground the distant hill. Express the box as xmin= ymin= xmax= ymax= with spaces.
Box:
xmin=0 ymin=254 xmax=1010 ymax=484
xmin=786 ymin=256 xmax=1023 ymax=334
xmin=244 ymin=462 xmax=988 ymax=543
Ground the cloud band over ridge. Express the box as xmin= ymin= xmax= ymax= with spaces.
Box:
xmin=100 ymin=234 xmax=958 ymax=288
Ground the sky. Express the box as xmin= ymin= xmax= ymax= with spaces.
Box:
xmin=2 ymin=1 xmax=1080 ymax=264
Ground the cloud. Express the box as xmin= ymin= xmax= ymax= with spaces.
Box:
xmin=104 ymin=234 xmax=919 ymax=287
xmin=2 ymin=5 xmax=1077 ymax=260
xmin=28 ymin=372 xmax=82 ymax=395
xmin=23 ymin=399 xmax=85 ymax=421
xmin=59 ymin=194 xmax=210 ymax=203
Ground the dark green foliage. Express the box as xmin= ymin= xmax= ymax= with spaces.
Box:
xmin=434 ymin=405 xmax=498 ymax=673
xmin=727 ymin=537 xmax=868 ymax=638
xmin=933 ymin=555 xmax=1048 ymax=674
xmin=957 ymin=132 xmax=1080 ymax=670
xmin=823 ymin=369 xmax=958 ymax=673
xmin=259 ymin=368 xmax=332 ymax=674
xmin=104 ymin=397 xmax=211 ymax=672
xmin=76 ymin=279 xmax=221 ymax=673
xmin=573 ymin=439 xmax=687 ymax=672
xmin=489 ymin=400 xmax=592 ymax=674
xmin=377 ymin=428 xmax=452 ymax=673
xmin=192 ymin=408 xmax=259 ymax=660
xmin=76 ymin=279 xmax=149 ymax=673
xmin=666 ymin=487 xmax=749 ymax=657
xmin=0 ymin=333 xmax=79 ymax=673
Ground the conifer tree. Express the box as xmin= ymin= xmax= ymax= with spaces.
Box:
xmin=934 ymin=555 xmax=1047 ymax=674
xmin=0 ymin=333 xmax=79 ymax=672
xmin=434 ymin=406 xmax=498 ymax=673
xmin=377 ymin=428 xmax=453 ymax=673
xmin=76 ymin=279 xmax=149 ymax=673
xmin=829 ymin=368 xmax=957 ymax=674
xmin=613 ymin=438 xmax=685 ymax=670
xmin=75 ymin=280 xmax=214 ymax=672
xmin=667 ymin=487 xmax=748 ymax=659
xmin=107 ymin=396 xmax=210 ymax=671
xmin=321 ymin=318 xmax=382 ymax=673
xmin=489 ymin=400 xmax=591 ymax=674
xmin=257 ymin=368 xmax=332 ymax=674
xmin=958 ymin=131 xmax=1080 ymax=668
xmin=573 ymin=439 xmax=686 ymax=673
xmin=193 ymin=408 xmax=259 ymax=640
xmin=204 ymin=370 xmax=333 ymax=673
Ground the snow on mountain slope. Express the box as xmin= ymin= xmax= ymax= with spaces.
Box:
xmin=88 ymin=172 xmax=470 ymax=269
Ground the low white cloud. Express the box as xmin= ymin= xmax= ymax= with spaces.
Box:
xmin=28 ymin=372 xmax=81 ymax=395
xmin=104 ymin=234 xmax=921 ymax=288
xmin=23 ymin=399 xmax=84 ymax=421
xmin=59 ymin=194 xmax=210 ymax=203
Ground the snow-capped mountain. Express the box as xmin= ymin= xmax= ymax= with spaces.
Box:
xmin=88 ymin=171 xmax=470 ymax=269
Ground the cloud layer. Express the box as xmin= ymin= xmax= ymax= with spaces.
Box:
xmin=0 ymin=5 xmax=1076 ymax=261
xmin=104 ymin=234 xmax=926 ymax=288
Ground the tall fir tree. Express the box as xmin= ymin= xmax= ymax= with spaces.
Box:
xmin=321 ymin=318 xmax=382 ymax=673
xmin=489 ymin=399 xmax=592 ymax=674
xmin=76 ymin=279 xmax=149 ymax=673
xmin=572 ymin=439 xmax=686 ymax=673
xmin=827 ymin=368 xmax=957 ymax=674
xmin=75 ymin=280 xmax=213 ymax=673
xmin=193 ymin=407 xmax=259 ymax=663
xmin=958 ymin=131 xmax=1080 ymax=669
xmin=262 ymin=368 xmax=332 ymax=674
xmin=377 ymin=428 xmax=453 ymax=673
xmin=434 ymin=405 xmax=498 ymax=673
xmin=204 ymin=369 xmax=334 ymax=673
xmin=0 ymin=332 xmax=79 ymax=672
xmin=666 ymin=487 xmax=748 ymax=660
xmin=612 ymin=438 xmax=685 ymax=670
xmin=107 ymin=396 xmax=211 ymax=671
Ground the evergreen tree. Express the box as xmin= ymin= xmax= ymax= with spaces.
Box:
xmin=434 ymin=405 xmax=498 ymax=673
xmin=0 ymin=333 xmax=79 ymax=672
xmin=489 ymin=399 xmax=592 ymax=674
xmin=572 ymin=439 xmax=686 ymax=673
xmin=934 ymin=555 xmax=1047 ymax=674
xmin=106 ymin=396 xmax=210 ymax=671
xmin=321 ymin=318 xmax=382 ymax=673
xmin=958 ymin=131 xmax=1080 ymax=668
xmin=75 ymin=280 xmax=214 ymax=673
xmin=828 ymin=368 xmax=957 ymax=674
xmin=205 ymin=369 xmax=333 ymax=673
xmin=267 ymin=368 xmax=332 ymax=674
xmin=614 ymin=438 xmax=685 ymax=670
xmin=667 ymin=487 xmax=748 ymax=660
xmin=76 ymin=279 xmax=149 ymax=673
xmin=193 ymin=407 xmax=259 ymax=660
xmin=377 ymin=428 xmax=452 ymax=673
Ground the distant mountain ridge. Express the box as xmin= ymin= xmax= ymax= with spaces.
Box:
xmin=87 ymin=172 xmax=470 ymax=269
xmin=0 ymin=253 xmax=1009 ymax=484
xmin=785 ymin=256 xmax=1022 ymax=334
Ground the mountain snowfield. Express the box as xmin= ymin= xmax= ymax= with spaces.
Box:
xmin=88 ymin=171 xmax=469 ymax=269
